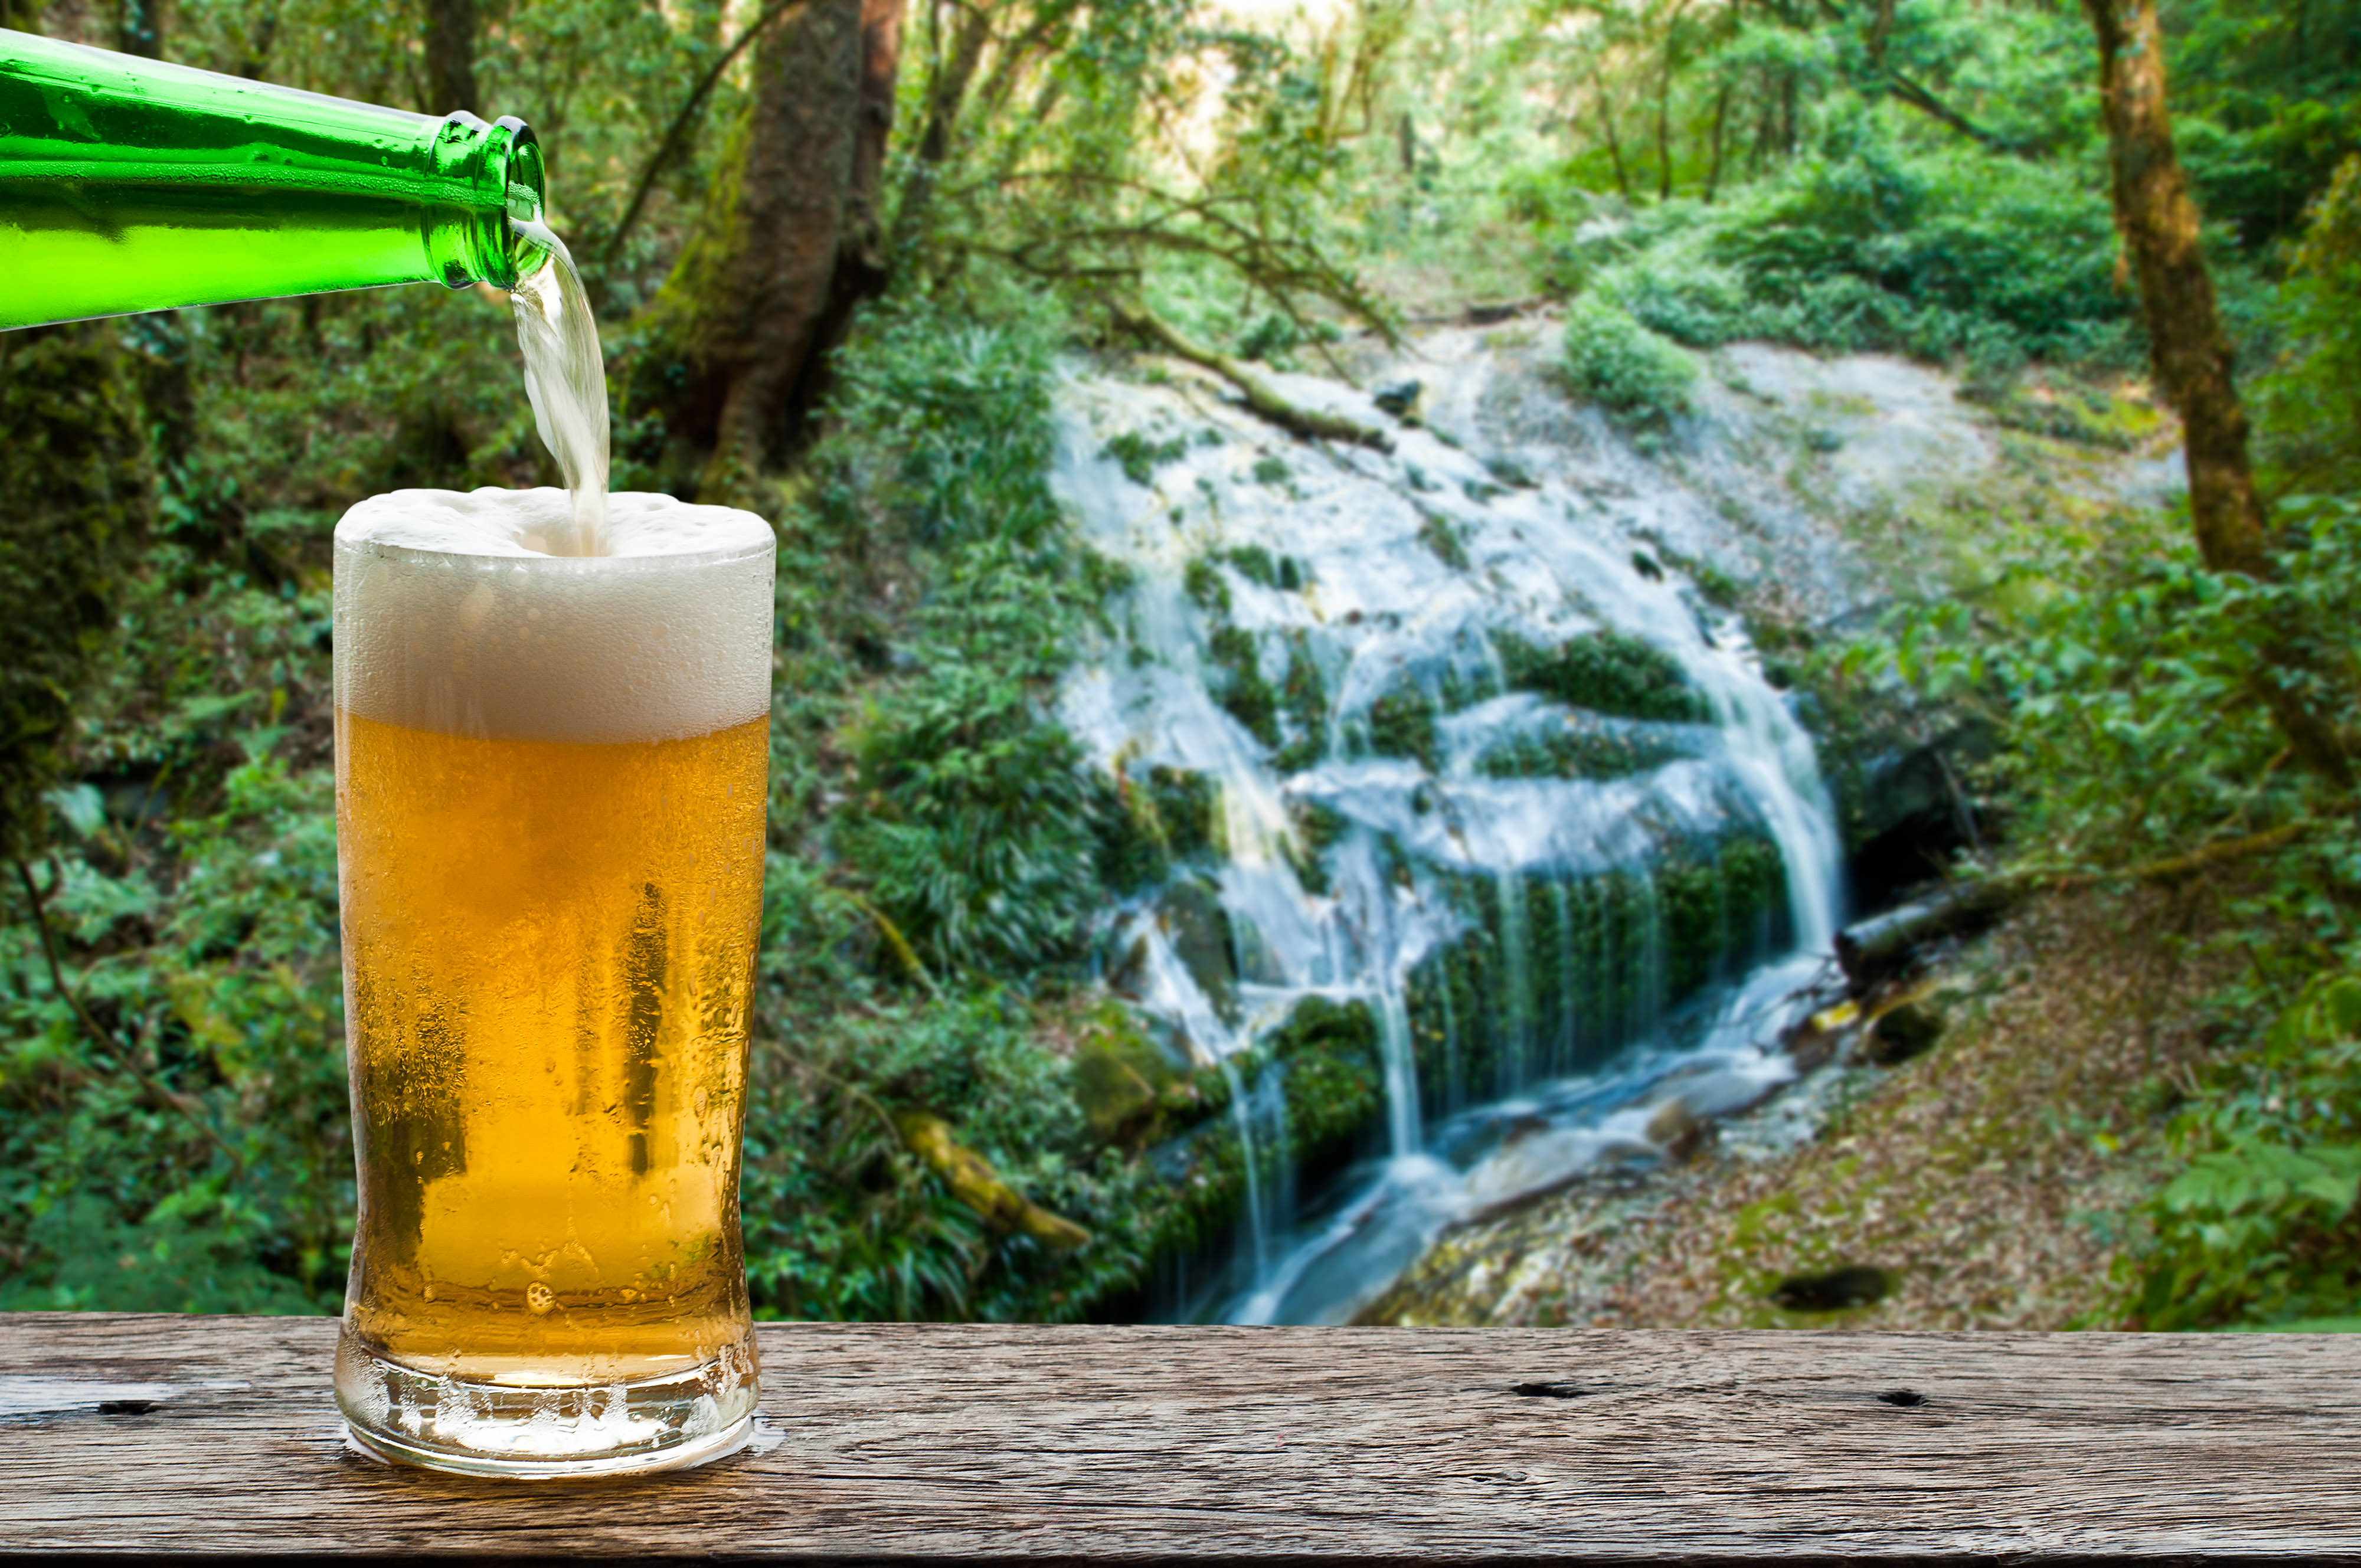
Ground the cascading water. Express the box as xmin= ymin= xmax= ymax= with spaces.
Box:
xmin=1055 ymin=325 xmax=1847 ymax=1325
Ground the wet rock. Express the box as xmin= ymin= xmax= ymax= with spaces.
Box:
xmin=1159 ymin=876 xmax=1239 ymax=1024
xmin=1643 ymin=1099 xmax=1715 ymax=1164
xmin=1863 ymin=1001 xmax=1944 ymax=1066
xmin=1107 ymin=933 xmax=1151 ymax=999
xmin=1374 ymin=378 xmax=1423 ymax=418
xmin=1842 ymin=726 xmax=1996 ymax=911
xmin=1074 ymin=1017 xmax=1194 ymax=1147
xmin=1769 ymin=1265 xmax=1893 ymax=1312
xmin=1780 ymin=1000 xmax=1856 ymax=1072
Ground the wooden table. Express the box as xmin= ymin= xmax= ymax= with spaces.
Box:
xmin=3 ymin=1312 xmax=2356 ymax=1560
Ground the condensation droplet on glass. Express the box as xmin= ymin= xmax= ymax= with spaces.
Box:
xmin=526 ymin=1282 xmax=555 ymax=1314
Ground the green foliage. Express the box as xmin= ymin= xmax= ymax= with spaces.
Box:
xmin=820 ymin=305 xmax=1064 ymax=552
xmin=1862 ymin=499 xmax=2361 ymax=889
xmin=1498 ymin=628 xmax=1709 ymax=724
xmin=1216 ymin=544 xmax=1304 ymax=590
xmin=2136 ymin=974 xmax=2361 ymax=1330
xmin=1852 ymin=493 xmax=2361 ymax=1331
xmin=1561 ymin=140 xmax=2130 ymax=372
xmin=2 ymin=581 xmax=349 ymax=1314
xmin=2167 ymin=0 xmax=2361 ymax=251
xmin=1183 ymin=554 xmax=1234 ymax=616
xmin=809 ymin=302 xmax=1117 ymax=977
xmin=1417 ymin=510 xmax=1470 ymax=570
xmin=2257 ymin=156 xmax=2361 ymax=496
xmin=1098 ymin=765 xmax=1222 ymax=893
xmin=1559 ymin=297 xmax=1697 ymax=428
xmin=1274 ymin=631 xmax=1330 ymax=773
xmin=740 ymin=973 xmax=1164 ymax=1323
xmin=0 ymin=326 xmax=151 ymax=854
xmin=1103 ymin=430 xmax=1191 ymax=485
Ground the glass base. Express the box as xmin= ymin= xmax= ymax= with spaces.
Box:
xmin=335 ymin=1327 xmax=760 ymax=1479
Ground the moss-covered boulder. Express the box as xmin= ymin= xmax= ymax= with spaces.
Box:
xmin=1497 ymin=628 xmax=1709 ymax=724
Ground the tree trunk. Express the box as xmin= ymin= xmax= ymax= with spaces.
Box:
xmin=1654 ymin=41 xmax=1676 ymax=201
xmin=2082 ymin=0 xmax=2265 ymax=575
xmin=2082 ymin=0 xmax=2352 ymax=784
xmin=1592 ymin=71 xmax=1632 ymax=199
xmin=422 ymin=0 xmax=480 ymax=116
xmin=1703 ymin=83 xmax=1729 ymax=202
xmin=888 ymin=0 xmax=993 ymax=260
xmin=656 ymin=0 xmax=901 ymax=495
xmin=790 ymin=0 xmax=904 ymax=414
xmin=840 ymin=0 xmax=903 ymax=289
xmin=116 ymin=0 xmax=164 ymax=56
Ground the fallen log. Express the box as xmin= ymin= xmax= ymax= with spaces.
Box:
xmin=1109 ymin=300 xmax=1393 ymax=451
xmin=1834 ymin=882 xmax=2015 ymax=993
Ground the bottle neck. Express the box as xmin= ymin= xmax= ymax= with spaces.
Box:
xmin=0 ymin=32 xmax=553 ymax=328
xmin=425 ymin=112 xmax=550 ymax=292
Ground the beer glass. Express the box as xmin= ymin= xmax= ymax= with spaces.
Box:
xmin=330 ymin=487 xmax=774 ymax=1478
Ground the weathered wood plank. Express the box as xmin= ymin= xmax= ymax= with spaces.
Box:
xmin=2 ymin=1313 xmax=2357 ymax=1559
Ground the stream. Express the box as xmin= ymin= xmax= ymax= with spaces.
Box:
xmin=1055 ymin=323 xmax=1863 ymax=1324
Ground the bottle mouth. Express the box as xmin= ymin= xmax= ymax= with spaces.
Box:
xmin=498 ymin=123 xmax=554 ymax=283
xmin=430 ymin=112 xmax=551 ymax=291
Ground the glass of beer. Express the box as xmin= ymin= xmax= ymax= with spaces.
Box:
xmin=329 ymin=487 xmax=774 ymax=1478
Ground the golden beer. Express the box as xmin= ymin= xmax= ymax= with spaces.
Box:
xmin=331 ymin=487 xmax=774 ymax=1477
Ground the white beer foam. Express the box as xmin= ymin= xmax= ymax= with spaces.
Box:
xmin=333 ymin=488 xmax=776 ymax=744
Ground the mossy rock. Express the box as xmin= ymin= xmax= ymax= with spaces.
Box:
xmin=1363 ymin=685 xmax=1441 ymax=771
xmin=1476 ymin=722 xmax=1685 ymax=782
xmin=1497 ymin=629 xmax=1708 ymax=725
xmin=1208 ymin=626 xmax=1281 ymax=747
xmin=1134 ymin=996 xmax=1387 ymax=1265
xmin=1402 ymin=840 xmax=1790 ymax=1112
xmin=1073 ymin=1006 xmax=1199 ymax=1149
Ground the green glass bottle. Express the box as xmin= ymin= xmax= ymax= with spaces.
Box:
xmin=1 ymin=31 xmax=548 ymax=330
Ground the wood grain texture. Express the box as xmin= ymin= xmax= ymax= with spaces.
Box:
xmin=2 ymin=1314 xmax=2359 ymax=1560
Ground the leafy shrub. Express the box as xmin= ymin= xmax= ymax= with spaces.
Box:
xmin=1577 ymin=140 xmax=2132 ymax=371
xmin=1855 ymin=495 xmax=2361 ymax=1330
xmin=824 ymin=301 xmax=1063 ymax=551
xmin=2135 ymin=974 xmax=2361 ymax=1330
xmin=1103 ymin=430 xmax=1190 ymax=485
xmin=1559 ymin=298 xmax=1698 ymax=428
xmin=815 ymin=307 xmax=1114 ymax=976
xmin=840 ymin=662 xmax=1106 ymax=974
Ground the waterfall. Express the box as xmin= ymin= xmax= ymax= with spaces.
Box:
xmin=1055 ymin=326 xmax=1847 ymax=1324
